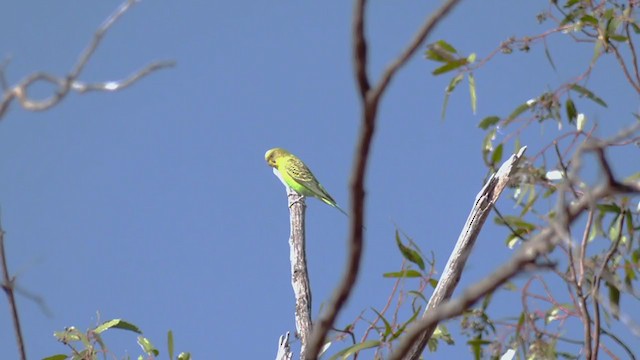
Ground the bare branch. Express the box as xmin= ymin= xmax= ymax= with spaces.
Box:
xmin=352 ymin=0 xmax=370 ymax=97
xmin=0 ymin=225 xmax=26 ymax=360
xmin=0 ymin=56 xmax=10 ymax=91
xmin=590 ymin=211 xmax=625 ymax=360
xmin=286 ymin=188 xmax=313 ymax=358
xmin=0 ymin=0 xmax=175 ymax=120
xmin=275 ymin=332 xmax=292 ymax=360
xmin=70 ymin=0 xmax=139 ymax=79
xmin=402 ymin=147 xmax=527 ymax=360
xmin=573 ymin=208 xmax=595 ymax=358
xmin=304 ymin=1 xmax=464 ymax=358
xmin=369 ymin=0 xmax=463 ymax=106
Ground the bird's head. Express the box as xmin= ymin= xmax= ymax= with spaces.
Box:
xmin=265 ymin=148 xmax=290 ymax=169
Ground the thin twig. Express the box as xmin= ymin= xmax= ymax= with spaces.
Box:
xmin=590 ymin=211 xmax=625 ymax=360
xmin=0 ymin=225 xmax=26 ymax=360
xmin=624 ymin=21 xmax=640 ymax=87
xmin=575 ymin=208 xmax=595 ymax=358
xmin=0 ymin=56 xmax=11 ymax=91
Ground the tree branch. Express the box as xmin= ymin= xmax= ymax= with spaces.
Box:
xmin=286 ymin=189 xmax=313 ymax=358
xmin=389 ymin=144 xmax=640 ymax=360
xmin=0 ymin=224 xmax=26 ymax=360
xmin=403 ymin=146 xmax=527 ymax=360
xmin=0 ymin=0 xmax=175 ymax=120
xmin=304 ymin=0 xmax=464 ymax=358
xmin=275 ymin=332 xmax=292 ymax=360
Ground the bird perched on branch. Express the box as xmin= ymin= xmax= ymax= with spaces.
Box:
xmin=265 ymin=148 xmax=347 ymax=216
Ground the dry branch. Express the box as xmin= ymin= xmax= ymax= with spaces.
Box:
xmin=304 ymin=0 xmax=464 ymax=357
xmin=275 ymin=332 xmax=293 ymax=360
xmin=0 ymin=1 xmax=173 ymax=358
xmin=0 ymin=225 xmax=26 ymax=360
xmin=0 ymin=0 xmax=174 ymax=120
xmin=402 ymin=147 xmax=527 ymax=359
xmin=286 ymin=188 xmax=313 ymax=358
xmin=389 ymin=140 xmax=640 ymax=360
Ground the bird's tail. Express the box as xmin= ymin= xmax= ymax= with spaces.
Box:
xmin=334 ymin=204 xmax=349 ymax=217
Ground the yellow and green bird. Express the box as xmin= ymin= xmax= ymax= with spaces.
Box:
xmin=265 ymin=148 xmax=347 ymax=216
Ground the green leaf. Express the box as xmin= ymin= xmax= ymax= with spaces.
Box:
xmin=425 ymin=40 xmax=459 ymax=62
xmin=544 ymin=41 xmax=557 ymax=71
xmin=408 ymin=290 xmax=428 ymax=302
xmin=506 ymin=235 xmax=519 ymax=249
xmin=491 ymin=143 xmax=503 ymax=166
xmin=504 ymin=102 xmax=531 ymax=125
xmin=468 ymin=72 xmax=477 ymax=114
xmin=515 ymin=312 xmax=525 ymax=337
xmin=609 ymin=34 xmax=628 ymax=42
xmin=607 ymin=282 xmax=620 ymax=319
xmin=580 ymin=15 xmax=598 ymax=26
xmin=425 ymin=40 xmax=458 ymax=62
xmin=391 ymin=308 xmax=421 ymax=341
xmin=178 ymin=352 xmax=191 ymax=360
xmin=168 ymin=330 xmax=174 ymax=360
xmin=442 ymin=73 xmax=464 ymax=119
xmin=93 ymin=332 xmax=107 ymax=356
xmin=42 ymin=355 xmax=68 ymax=360
xmin=495 ymin=216 xmax=536 ymax=232
xmin=481 ymin=291 xmax=493 ymax=311
xmin=565 ymin=98 xmax=577 ymax=124
xmin=482 ymin=128 xmax=496 ymax=152
xmin=53 ymin=327 xmax=84 ymax=345
xmin=432 ymin=324 xmax=454 ymax=345
xmin=94 ymin=319 xmax=142 ymax=334
xmin=432 ymin=58 xmax=468 ymax=75
xmin=468 ymin=337 xmax=491 ymax=360
xmin=608 ymin=214 xmax=622 ymax=241
xmin=138 ymin=336 xmax=159 ymax=356
xmin=467 ymin=52 xmax=477 ymax=64
xmin=570 ymin=84 xmax=607 ymax=107
xmin=478 ymin=116 xmax=500 ymax=130
xmin=327 ymin=340 xmax=381 ymax=360
xmin=435 ymin=40 xmax=457 ymax=54
xmin=383 ymin=270 xmax=422 ymax=278
xmin=564 ymin=0 xmax=580 ymax=7
xmin=371 ymin=308 xmax=393 ymax=338
xmin=395 ymin=230 xmax=425 ymax=270
xmin=625 ymin=210 xmax=634 ymax=242
xmin=598 ymin=203 xmax=621 ymax=213
xmin=624 ymin=260 xmax=636 ymax=286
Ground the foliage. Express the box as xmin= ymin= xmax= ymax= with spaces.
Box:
xmin=45 ymin=319 xmax=190 ymax=360
xmin=322 ymin=0 xmax=640 ymax=358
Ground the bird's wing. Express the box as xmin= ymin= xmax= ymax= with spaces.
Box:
xmin=285 ymin=157 xmax=337 ymax=204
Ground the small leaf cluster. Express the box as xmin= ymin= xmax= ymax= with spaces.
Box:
xmin=45 ymin=319 xmax=190 ymax=360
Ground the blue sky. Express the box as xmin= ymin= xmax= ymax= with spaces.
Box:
xmin=0 ymin=1 xmax=638 ymax=359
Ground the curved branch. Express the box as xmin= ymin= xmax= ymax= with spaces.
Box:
xmin=0 ymin=225 xmax=26 ymax=360
xmin=0 ymin=0 xmax=175 ymax=120
xmin=304 ymin=0 xmax=464 ymax=358
xmin=389 ymin=144 xmax=640 ymax=360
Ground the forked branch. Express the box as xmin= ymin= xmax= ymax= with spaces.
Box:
xmin=304 ymin=0 xmax=464 ymax=358
xmin=0 ymin=0 xmax=175 ymax=120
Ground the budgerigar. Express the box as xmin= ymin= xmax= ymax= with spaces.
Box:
xmin=265 ymin=148 xmax=347 ymax=216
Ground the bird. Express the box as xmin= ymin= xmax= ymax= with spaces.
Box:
xmin=265 ymin=148 xmax=348 ymax=216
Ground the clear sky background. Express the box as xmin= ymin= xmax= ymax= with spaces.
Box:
xmin=0 ymin=1 xmax=638 ymax=359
